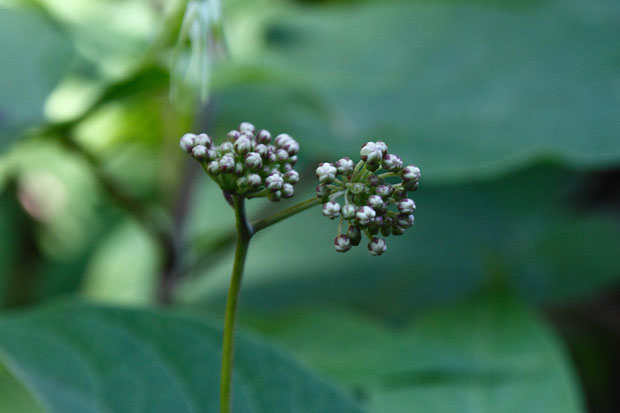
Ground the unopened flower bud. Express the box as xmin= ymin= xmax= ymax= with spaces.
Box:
xmin=274 ymin=133 xmax=292 ymax=147
xmin=367 ymin=175 xmax=380 ymax=187
xmin=347 ymin=225 xmax=362 ymax=246
xmin=360 ymin=142 xmax=382 ymax=164
xmin=322 ymin=201 xmax=341 ymax=219
xmin=397 ymin=198 xmax=416 ymax=214
xmin=179 ymin=133 xmax=196 ymax=153
xmin=341 ymin=204 xmax=357 ymax=220
xmin=396 ymin=214 xmax=414 ymax=228
xmin=316 ymin=163 xmax=337 ymax=184
xmin=392 ymin=187 xmax=407 ymax=201
xmin=235 ymin=162 xmax=245 ymax=176
xmin=368 ymin=195 xmax=384 ymax=210
xmin=367 ymin=237 xmax=387 ymax=256
xmin=401 ymin=165 xmax=421 ymax=183
xmin=207 ymin=161 xmax=219 ymax=174
xmin=227 ymin=130 xmax=240 ymax=142
xmin=244 ymin=152 xmax=262 ymax=170
xmin=247 ymin=173 xmax=262 ymax=188
xmin=334 ymin=157 xmax=354 ymax=175
xmin=356 ymin=205 xmax=376 ymax=226
xmin=281 ymin=183 xmax=294 ymax=198
xmin=283 ymin=170 xmax=299 ymax=184
xmin=268 ymin=190 xmax=282 ymax=202
xmin=218 ymin=141 xmax=233 ymax=154
xmin=191 ymin=145 xmax=208 ymax=161
xmin=265 ymin=172 xmax=284 ymax=192
xmin=382 ymin=154 xmax=403 ymax=172
xmin=275 ymin=149 xmax=289 ymax=162
xmin=288 ymin=155 xmax=298 ymax=165
xmin=316 ymin=184 xmax=330 ymax=200
xmin=234 ymin=136 xmax=252 ymax=155
xmin=239 ymin=122 xmax=256 ymax=135
xmin=376 ymin=184 xmax=394 ymax=198
xmin=403 ymin=181 xmax=419 ymax=191
xmin=219 ymin=155 xmax=235 ymax=172
xmin=256 ymin=129 xmax=271 ymax=144
xmin=350 ymin=183 xmax=365 ymax=194
xmin=334 ymin=235 xmax=352 ymax=253
xmin=195 ymin=133 xmax=212 ymax=148
xmin=236 ymin=176 xmax=248 ymax=190
xmin=375 ymin=141 xmax=388 ymax=156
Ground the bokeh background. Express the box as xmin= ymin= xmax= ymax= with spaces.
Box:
xmin=1 ymin=0 xmax=619 ymax=412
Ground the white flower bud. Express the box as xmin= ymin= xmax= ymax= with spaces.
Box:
xmin=275 ymin=149 xmax=289 ymax=162
xmin=191 ymin=145 xmax=208 ymax=161
xmin=316 ymin=163 xmax=337 ymax=184
xmin=247 ymin=173 xmax=262 ymax=188
xmin=396 ymin=214 xmax=414 ymax=228
xmin=218 ymin=141 xmax=233 ymax=154
xmin=382 ymin=154 xmax=403 ymax=172
xmin=256 ymin=129 xmax=271 ymax=144
xmin=397 ymin=198 xmax=416 ymax=214
xmin=367 ymin=237 xmax=387 ymax=256
xmin=347 ymin=225 xmax=362 ymax=246
xmin=334 ymin=235 xmax=352 ymax=253
xmin=254 ymin=143 xmax=269 ymax=159
xmin=265 ymin=172 xmax=284 ymax=192
xmin=283 ymin=170 xmax=299 ymax=184
xmin=288 ymin=155 xmax=298 ymax=166
xmin=234 ymin=136 xmax=252 ymax=155
xmin=356 ymin=205 xmax=376 ymax=226
xmin=360 ymin=142 xmax=382 ymax=164
xmin=350 ymin=183 xmax=365 ymax=194
xmin=341 ymin=204 xmax=357 ymax=220
xmin=207 ymin=161 xmax=219 ymax=174
xmin=281 ymin=138 xmax=299 ymax=155
xmin=239 ymin=122 xmax=256 ymax=135
xmin=368 ymin=195 xmax=385 ymax=210
xmin=316 ymin=184 xmax=330 ymax=200
xmin=375 ymin=141 xmax=388 ymax=156
xmin=235 ymin=162 xmax=245 ymax=176
xmin=322 ymin=201 xmax=341 ymax=219
xmin=281 ymin=183 xmax=294 ymax=198
xmin=334 ymin=157 xmax=354 ymax=175
xmin=219 ymin=155 xmax=235 ymax=172
xmin=376 ymin=184 xmax=394 ymax=198
xmin=179 ymin=133 xmax=196 ymax=153
xmin=401 ymin=165 xmax=421 ymax=183
xmin=236 ymin=176 xmax=248 ymax=190
xmin=227 ymin=130 xmax=240 ymax=142
xmin=244 ymin=152 xmax=262 ymax=170
xmin=274 ymin=133 xmax=292 ymax=148
xmin=195 ymin=133 xmax=212 ymax=148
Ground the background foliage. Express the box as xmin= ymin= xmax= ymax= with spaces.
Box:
xmin=0 ymin=0 xmax=619 ymax=411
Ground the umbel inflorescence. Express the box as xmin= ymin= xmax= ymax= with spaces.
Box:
xmin=180 ymin=122 xmax=300 ymax=201
xmin=316 ymin=141 xmax=420 ymax=256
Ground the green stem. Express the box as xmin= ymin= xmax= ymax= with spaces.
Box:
xmin=251 ymin=196 xmax=321 ymax=233
xmin=220 ymin=196 xmax=252 ymax=413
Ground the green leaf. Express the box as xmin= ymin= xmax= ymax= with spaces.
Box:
xmin=0 ymin=7 xmax=74 ymax=150
xmin=215 ymin=0 xmax=620 ymax=182
xmin=0 ymin=301 xmax=366 ymax=413
xmin=249 ymin=293 xmax=585 ymax=412
xmin=0 ymin=362 xmax=43 ymax=413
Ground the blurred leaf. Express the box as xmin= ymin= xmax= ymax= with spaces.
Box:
xmin=0 ymin=363 xmax=43 ymax=413
xmin=0 ymin=301 xmax=366 ymax=413
xmin=177 ymin=165 xmax=620 ymax=317
xmin=214 ymin=0 xmax=620 ymax=182
xmin=0 ymin=7 xmax=74 ymax=150
xmin=249 ymin=293 xmax=584 ymax=412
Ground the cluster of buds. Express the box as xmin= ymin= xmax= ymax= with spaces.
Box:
xmin=316 ymin=141 xmax=420 ymax=256
xmin=180 ymin=122 xmax=300 ymax=201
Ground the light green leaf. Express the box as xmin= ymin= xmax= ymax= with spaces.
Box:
xmin=0 ymin=7 xmax=74 ymax=150
xmin=214 ymin=0 xmax=620 ymax=182
xmin=249 ymin=293 xmax=585 ymax=412
xmin=0 ymin=301 xmax=366 ymax=413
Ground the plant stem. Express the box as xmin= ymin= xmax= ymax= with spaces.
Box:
xmin=251 ymin=196 xmax=321 ymax=233
xmin=220 ymin=195 xmax=252 ymax=413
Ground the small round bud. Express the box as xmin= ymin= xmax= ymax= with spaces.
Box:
xmin=265 ymin=172 xmax=284 ymax=192
xmin=346 ymin=225 xmax=362 ymax=246
xmin=218 ymin=141 xmax=233 ymax=154
xmin=244 ymin=152 xmax=262 ymax=170
xmin=335 ymin=157 xmax=354 ymax=176
xmin=350 ymin=183 xmax=365 ymax=194
xmin=322 ymin=201 xmax=341 ymax=219
xmin=334 ymin=235 xmax=352 ymax=253
xmin=274 ymin=133 xmax=292 ymax=148
xmin=382 ymin=153 xmax=403 ymax=172
xmin=356 ymin=206 xmax=376 ymax=226
xmin=254 ymin=144 xmax=269 ymax=159
xmin=256 ymin=129 xmax=271 ymax=144
xmin=191 ymin=145 xmax=208 ymax=161
xmin=360 ymin=142 xmax=382 ymax=164
xmin=227 ymin=130 xmax=240 ymax=142
xmin=341 ymin=204 xmax=357 ymax=220
xmin=367 ymin=175 xmax=380 ymax=187
xmin=275 ymin=149 xmax=289 ymax=162
xmin=396 ymin=214 xmax=414 ymax=229
xmin=316 ymin=163 xmax=338 ymax=184
xmin=179 ymin=133 xmax=196 ymax=153
xmin=376 ymin=184 xmax=394 ymax=198
xmin=268 ymin=190 xmax=282 ymax=202
xmin=392 ymin=187 xmax=407 ymax=201
xmin=281 ymin=183 xmax=295 ymax=198
xmin=397 ymin=198 xmax=416 ymax=214
xmin=235 ymin=162 xmax=245 ymax=176
xmin=375 ymin=141 xmax=388 ymax=156
xmin=288 ymin=155 xmax=298 ymax=166
xmin=236 ymin=176 xmax=248 ymax=190
xmin=247 ymin=173 xmax=262 ymax=189
xmin=234 ymin=136 xmax=253 ymax=156
xmin=368 ymin=195 xmax=385 ymax=210
xmin=403 ymin=181 xmax=419 ymax=191
xmin=283 ymin=170 xmax=299 ymax=184
xmin=239 ymin=122 xmax=256 ymax=135
xmin=195 ymin=133 xmax=212 ymax=148
xmin=219 ymin=155 xmax=235 ymax=172
xmin=367 ymin=237 xmax=387 ymax=256
xmin=316 ymin=184 xmax=330 ymax=200
xmin=207 ymin=161 xmax=219 ymax=174
xmin=401 ymin=165 xmax=421 ymax=183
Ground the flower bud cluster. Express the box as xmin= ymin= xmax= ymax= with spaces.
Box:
xmin=180 ymin=123 xmax=300 ymax=201
xmin=316 ymin=141 xmax=420 ymax=256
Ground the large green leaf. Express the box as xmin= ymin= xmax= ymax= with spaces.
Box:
xmin=248 ymin=293 xmax=584 ymax=412
xmin=0 ymin=301 xmax=365 ymax=413
xmin=0 ymin=7 xmax=74 ymax=150
xmin=214 ymin=0 xmax=620 ymax=183
xmin=177 ymin=164 xmax=620 ymax=317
